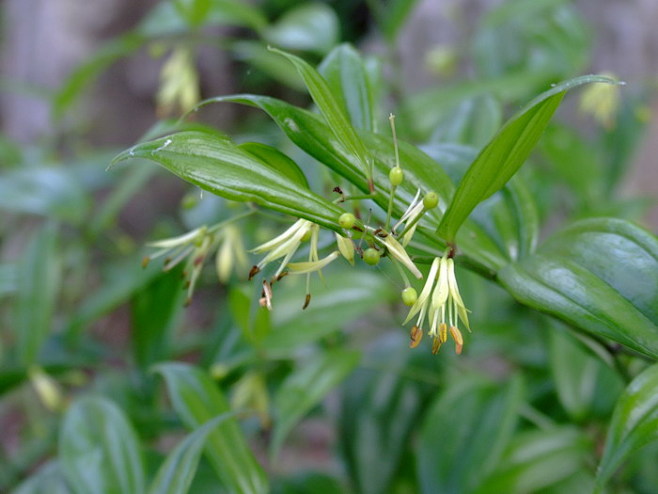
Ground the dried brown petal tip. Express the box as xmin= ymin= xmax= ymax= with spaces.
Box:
xmin=141 ymin=256 xmax=151 ymax=269
xmin=431 ymin=337 xmax=442 ymax=355
xmin=248 ymin=265 xmax=260 ymax=280
xmin=409 ymin=326 xmax=423 ymax=348
xmin=302 ymin=293 xmax=311 ymax=310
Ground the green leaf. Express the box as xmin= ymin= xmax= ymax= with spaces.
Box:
xmin=15 ymin=223 xmax=60 ymax=366
xmin=238 ymin=142 xmax=309 ymax=188
xmin=417 ymin=375 xmax=523 ymax=493
xmin=60 ymin=396 xmax=145 ymax=494
xmin=271 ymin=349 xmax=360 ymax=457
xmin=549 ymin=328 xmax=624 ymax=421
xmin=266 ymin=270 xmax=395 ymax=356
xmin=376 ymin=0 xmax=420 ymax=42
xmin=0 ymin=167 xmax=91 ymax=223
xmin=140 ymin=0 xmax=266 ymax=36
xmin=595 ymin=363 xmax=658 ymax=491
xmin=153 ymin=363 xmax=268 ymax=494
xmin=474 ymin=428 xmax=593 ymax=494
xmin=112 ymin=131 xmax=344 ymax=231
xmin=338 ymin=336 xmax=433 ymax=494
xmin=65 ymin=255 xmax=163 ymax=343
xmin=12 ymin=461 xmax=73 ymax=494
xmin=499 ymin=218 xmax=658 ymax=359
xmin=173 ymin=0 xmax=212 ymax=27
xmin=228 ymin=286 xmax=271 ymax=345
xmin=437 ymin=75 xmax=621 ymax=243
xmin=265 ymin=3 xmax=338 ymax=55
xmin=318 ymin=44 xmax=375 ymax=131
xmin=148 ymin=414 xmax=235 ymax=494
xmin=131 ymin=270 xmax=185 ymax=370
xmin=268 ymin=48 xmax=372 ymax=186
xmin=429 ymin=94 xmax=502 ymax=147
xmin=272 ymin=472 xmax=344 ymax=494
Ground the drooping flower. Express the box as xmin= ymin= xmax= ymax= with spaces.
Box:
xmin=145 ymin=221 xmax=248 ymax=304
xmin=250 ymin=219 xmax=340 ymax=310
xmin=403 ymin=254 xmax=471 ymax=354
xmin=249 ymin=219 xmax=314 ymax=280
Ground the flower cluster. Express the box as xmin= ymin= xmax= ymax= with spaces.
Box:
xmin=144 ymin=115 xmax=474 ymax=355
xmin=404 ymin=254 xmax=470 ymax=354
xmin=143 ymin=222 xmax=247 ymax=305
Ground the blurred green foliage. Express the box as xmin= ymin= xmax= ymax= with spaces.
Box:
xmin=1 ymin=1 xmax=657 ymax=493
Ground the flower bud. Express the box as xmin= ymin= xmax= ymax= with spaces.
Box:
xmin=401 ymin=287 xmax=418 ymax=306
xmin=423 ymin=191 xmax=439 ymax=209
xmin=363 ymin=248 xmax=381 ymax=266
xmin=389 ymin=166 xmax=404 ymax=187
xmin=338 ymin=212 xmax=356 ymax=229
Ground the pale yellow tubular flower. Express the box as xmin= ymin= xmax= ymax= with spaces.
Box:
xmin=251 ymin=219 xmax=308 ymax=254
xmin=216 ymin=233 xmax=233 ymax=283
xmin=446 ymin=258 xmax=471 ymax=331
xmin=215 ymin=224 xmax=248 ymax=283
xmin=428 ymin=256 xmax=450 ymax=338
xmin=376 ymin=234 xmax=422 ymax=279
xmin=29 ymin=366 xmax=64 ymax=412
xmin=335 ymin=233 xmax=355 ymax=265
xmin=403 ymin=257 xmax=440 ymax=325
xmin=251 ymin=219 xmax=313 ymax=276
xmin=287 ymin=251 xmax=340 ymax=274
xmin=147 ymin=225 xmax=207 ymax=250
xmin=393 ymin=190 xmax=423 ymax=230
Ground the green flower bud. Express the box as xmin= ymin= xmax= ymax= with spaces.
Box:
xmin=389 ymin=166 xmax=404 ymax=186
xmin=401 ymin=287 xmax=418 ymax=306
xmin=363 ymin=248 xmax=381 ymax=266
xmin=339 ymin=212 xmax=356 ymax=229
xmin=423 ymin=191 xmax=439 ymax=209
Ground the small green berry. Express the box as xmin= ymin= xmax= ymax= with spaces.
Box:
xmin=423 ymin=191 xmax=439 ymax=209
xmin=401 ymin=287 xmax=418 ymax=306
xmin=389 ymin=166 xmax=404 ymax=186
xmin=363 ymin=248 xmax=381 ymax=266
xmin=338 ymin=212 xmax=356 ymax=229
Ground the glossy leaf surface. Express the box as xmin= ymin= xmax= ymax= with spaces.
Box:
xmin=112 ymin=131 xmax=344 ymax=231
xmin=269 ymin=48 xmax=371 ymax=181
xmin=437 ymin=75 xmax=619 ymax=243
xmin=596 ymin=363 xmax=658 ymax=491
xmin=319 ymin=43 xmax=375 ymax=131
xmin=499 ymin=218 xmax=658 ymax=359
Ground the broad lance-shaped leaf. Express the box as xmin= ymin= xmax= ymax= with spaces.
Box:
xmin=270 ymin=349 xmax=360 ymax=458
xmin=418 ymin=375 xmax=524 ymax=494
xmin=153 ymin=363 xmax=268 ymax=494
xmin=437 ymin=74 xmax=621 ymax=243
xmin=148 ymin=413 xmax=236 ymax=494
xmin=499 ymin=218 xmax=658 ymax=359
xmin=318 ymin=43 xmax=375 ymax=132
xmin=268 ymin=47 xmax=373 ymax=187
xmin=112 ymin=131 xmax=344 ymax=231
xmin=60 ymin=396 xmax=145 ymax=494
xmin=595 ymin=363 xmax=658 ymax=492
